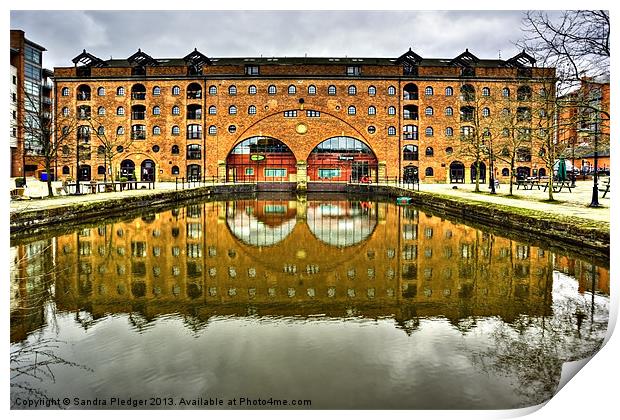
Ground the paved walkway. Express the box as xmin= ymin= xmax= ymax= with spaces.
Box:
xmin=10 ymin=178 xmax=610 ymax=224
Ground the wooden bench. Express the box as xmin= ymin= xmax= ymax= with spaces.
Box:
xmin=543 ymin=180 xmax=573 ymax=193
xmin=602 ymin=178 xmax=610 ymax=198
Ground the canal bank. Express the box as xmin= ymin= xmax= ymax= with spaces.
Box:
xmin=10 ymin=183 xmax=609 ymax=255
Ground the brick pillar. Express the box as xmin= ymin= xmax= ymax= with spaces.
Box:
xmin=378 ymin=161 xmax=387 ymax=182
xmin=296 ymin=160 xmax=307 ymax=191
xmin=217 ymin=160 xmax=227 ymax=182
xmin=464 ymin=166 xmax=471 ymax=184
xmin=295 ymin=193 xmax=307 ymax=221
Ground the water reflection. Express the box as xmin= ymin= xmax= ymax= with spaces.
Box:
xmin=10 ymin=195 xmax=609 ymax=409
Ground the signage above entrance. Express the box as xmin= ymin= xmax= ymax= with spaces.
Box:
xmin=250 ymin=154 xmax=266 ymax=161
xmin=338 ymin=156 xmax=354 ymax=161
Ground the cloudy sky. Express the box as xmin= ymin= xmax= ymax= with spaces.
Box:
xmin=10 ymin=10 xmax=541 ymax=70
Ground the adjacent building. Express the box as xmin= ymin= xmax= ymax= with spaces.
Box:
xmin=52 ymin=47 xmax=555 ymax=188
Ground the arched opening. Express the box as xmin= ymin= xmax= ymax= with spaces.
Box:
xmin=461 ymin=84 xmax=475 ymax=101
xmin=470 ymin=162 xmax=486 ymax=183
xmin=187 ymin=164 xmax=201 ymax=181
xmin=187 ymin=104 xmax=202 ymax=120
xmin=141 ymin=160 xmax=156 ymax=182
xmin=78 ymin=165 xmax=91 ymax=181
xmin=131 ymin=83 xmax=146 ymax=100
xmin=307 ymin=200 xmax=378 ymax=247
xmin=403 ymin=105 xmax=419 ymax=120
xmin=225 ymin=199 xmax=297 ymax=246
xmin=403 ymin=165 xmax=418 ymax=183
xmin=187 ymin=82 xmax=202 ymax=99
xmin=538 ymin=168 xmax=547 ymax=177
xmin=449 ymin=161 xmax=465 ymax=183
xmin=97 ymin=165 xmax=106 ymax=175
xmin=516 ymin=166 xmax=531 ymax=178
xmin=226 ymin=136 xmax=296 ymax=183
xmin=76 ymin=84 xmax=91 ymax=101
xmin=62 ymin=165 xmax=70 ymax=175
xmin=307 ymin=136 xmax=378 ymax=183
xmin=501 ymin=168 xmax=510 ymax=177
xmin=120 ymin=159 xmax=135 ymax=180
xmin=131 ymin=104 xmax=146 ymax=120
xmin=403 ymin=83 xmax=418 ymax=100
xmin=403 ymin=145 xmax=418 ymax=161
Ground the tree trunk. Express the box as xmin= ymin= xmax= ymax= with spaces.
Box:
xmin=474 ymin=159 xmax=480 ymax=192
xmin=45 ymin=159 xmax=53 ymax=197
xmin=547 ymin=161 xmax=554 ymax=201
xmin=509 ymin=158 xmax=515 ymax=195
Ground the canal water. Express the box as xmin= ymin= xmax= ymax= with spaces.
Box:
xmin=10 ymin=194 xmax=610 ymax=409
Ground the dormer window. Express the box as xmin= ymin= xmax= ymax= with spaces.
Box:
xmin=346 ymin=66 xmax=361 ymax=76
xmin=245 ymin=65 xmax=259 ymax=75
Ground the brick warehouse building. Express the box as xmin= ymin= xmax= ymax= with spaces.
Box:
xmin=51 ymin=47 xmax=554 ymax=189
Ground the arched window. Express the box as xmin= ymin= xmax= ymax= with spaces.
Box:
xmin=97 ymin=126 xmax=105 ymax=135
xmin=482 ymin=87 xmax=491 ymax=96
xmin=98 ymin=166 xmax=106 ymax=175
xmin=172 ymin=106 xmax=180 ymax=115
xmin=116 ymin=126 xmax=124 ymax=135
xmin=62 ymin=107 xmax=70 ymax=116
xmin=172 ymin=166 xmax=180 ymax=175
xmin=208 ymin=106 xmax=216 ymax=115
xmin=116 ymin=106 xmax=125 ymax=116
xmin=229 ymin=105 xmax=237 ymax=115
xmin=98 ymin=106 xmax=105 ymax=116
xmin=171 ymin=125 xmax=180 ymax=135
xmin=445 ymin=86 xmax=453 ymax=96
xmin=76 ymin=85 xmax=91 ymax=100
xmin=172 ymin=145 xmax=180 ymax=155
xmin=288 ymin=85 xmax=296 ymax=94
xmin=61 ymin=87 xmax=70 ymax=96
xmin=172 ymin=86 xmax=181 ymax=96
xmin=388 ymin=106 xmax=396 ymax=116
xmin=348 ymin=85 xmax=357 ymax=95
xmin=368 ymin=106 xmax=376 ymax=115
xmin=187 ymin=124 xmax=202 ymax=139
xmin=209 ymin=85 xmax=217 ymax=95
xmin=425 ymin=86 xmax=434 ymax=96
xmin=388 ymin=126 xmax=396 ymax=136
xmin=425 ymin=107 xmax=434 ymax=116
xmin=208 ymin=125 xmax=217 ymax=135
xmin=328 ymin=85 xmax=337 ymax=95
xmin=502 ymin=168 xmax=510 ymax=176
xmin=347 ymin=106 xmax=356 ymax=115
xmin=426 ymin=147 xmax=434 ymax=157
xmin=152 ymin=86 xmax=161 ymax=96
xmin=62 ymin=165 xmax=70 ymax=174
xmin=116 ymin=87 xmax=125 ymax=96
xmin=268 ymin=85 xmax=277 ymax=95
xmin=248 ymin=105 xmax=257 ymax=115
xmin=368 ymin=86 xmax=376 ymax=96
xmin=425 ymin=167 xmax=434 ymax=176
xmin=152 ymin=126 xmax=161 ymax=135
xmin=425 ymin=127 xmax=434 ymax=137
xmin=308 ymin=85 xmax=317 ymax=95
xmin=445 ymin=107 xmax=453 ymax=116
xmin=446 ymin=127 xmax=454 ymax=137
xmin=97 ymin=87 xmax=105 ymax=96
xmin=403 ymin=125 xmax=418 ymax=140
xmin=62 ymin=145 xmax=70 ymax=155
xmin=228 ymin=85 xmax=237 ymax=95
xmin=403 ymin=145 xmax=418 ymax=161
xmin=187 ymin=83 xmax=201 ymax=99
xmin=482 ymin=107 xmax=491 ymax=117
xmin=153 ymin=106 xmax=160 ymax=115
xmin=502 ymin=87 xmax=510 ymax=97
xmin=387 ymin=86 xmax=396 ymax=96
xmin=248 ymin=85 xmax=257 ymax=95
xmin=445 ymin=147 xmax=453 ymax=155
xmin=517 ymin=86 xmax=532 ymax=101
xmin=187 ymin=144 xmax=202 ymax=160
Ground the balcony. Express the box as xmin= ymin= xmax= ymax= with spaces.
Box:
xmin=403 ymin=133 xmax=418 ymax=140
xmin=403 ymin=113 xmax=418 ymax=121
xmin=187 ymin=90 xmax=202 ymax=99
xmin=77 ymin=92 xmax=91 ymax=101
xmin=187 ymin=152 xmax=202 ymax=160
xmin=460 ymin=115 xmax=474 ymax=122
xmin=131 ymin=92 xmax=146 ymax=100
xmin=187 ymin=112 xmax=202 ymax=120
xmin=187 ymin=132 xmax=202 ymax=140
xmin=42 ymin=97 xmax=52 ymax=105
xmin=78 ymin=111 xmax=91 ymax=120
xmin=131 ymin=131 xmax=146 ymax=140
xmin=131 ymin=112 xmax=145 ymax=120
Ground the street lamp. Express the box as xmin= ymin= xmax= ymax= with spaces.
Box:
xmin=589 ymin=120 xmax=600 ymax=207
xmin=488 ymin=136 xmax=496 ymax=194
xmin=570 ymin=137 xmax=577 ymax=188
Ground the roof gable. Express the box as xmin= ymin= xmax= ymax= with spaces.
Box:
xmin=450 ymin=49 xmax=479 ymax=66
xmin=127 ymin=49 xmax=158 ymax=66
xmin=72 ymin=49 xmax=106 ymax=67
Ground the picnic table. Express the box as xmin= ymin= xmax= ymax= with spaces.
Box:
xmin=602 ymin=178 xmax=610 ymax=198
xmin=516 ymin=177 xmax=543 ymax=190
xmin=542 ymin=180 xmax=573 ymax=193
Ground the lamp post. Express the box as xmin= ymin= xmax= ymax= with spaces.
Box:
xmin=570 ymin=137 xmax=577 ymax=188
xmin=489 ymin=137 xmax=496 ymax=194
xmin=589 ymin=119 xmax=600 ymax=207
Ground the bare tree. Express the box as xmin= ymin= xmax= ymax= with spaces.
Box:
xmin=88 ymin=116 xmax=135 ymax=184
xmin=456 ymin=84 xmax=486 ymax=192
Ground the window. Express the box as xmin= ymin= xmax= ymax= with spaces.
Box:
xmin=208 ymin=125 xmax=217 ymax=135
xmin=425 ymin=86 xmax=434 ymax=96
xmin=445 ymin=86 xmax=453 ymax=96
xmin=172 ymin=166 xmax=180 ymax=175
xmin=248 ymin=85 xmax=257 ymax=95
xmin=169 ymin=145 xmax=179 ymax=155
xmin=387 ymin=86 xmax=396 ymax=96
xmin=265 ymin=168 xmax=287 ymax=177
xmin=502 ymin=168 xmax=510 ymax=176
xmin=403 ymin=125 xmax=418 ymax=140
xmin=245 ymin=168 xmax=255 ymax=176
xmin=248 ymin=105 xmax=257 ymax=115
xmin=209 ymin=85 xmax=217 ymax=95
xmin=403 ymin=145 xmax=418 ymax=161
xmin=318 ymin=168 xmax=341 ymax=179
xmin=368 ymin=106 xmax=376 ymax=115
xmin=502 ymin=87 xmax=510 ymax=97
xmin=62 ymin=166 xmax=70 ymax=175
xmin=97 ymin=87 xmax=105 ymax=96
xmin=348 ymin=85 xmax=357 ymax=95
xmin=229 ymin=105 xmax=237 ymax=115
xmin=425 ymin=107 xmax=434 ymax=116
xmin=152 ymin=86 xmax=161 ymax=96
xmin=228 ymin=85 xmax=237 ymax=95
xmin=328 ymin=85 xmax=336 ymax=95
xmin=425 ymin=127 xmax=434 ymax=137
xmin=517 ymin=86 xmax=532 ymax=101
xmin=306 ymin=110 xmax=320 ymax=117
xmin=268 ymin=85 xmax=277 ymax=95
xmin=346 ymin=66 xmax=361 ymax=76
xmin=187 ymin=144 xmax=202 ymax=159
xmin=172 ymin=86 xmax=181 ymax=96
xmin=98 ymin=106 xmax=105 ymax=116
xmin=445 ymin=147 xmax=453 ymax=155
xmin=388 ymin=106 xmax=396 ymax=115
xmin=62 ymin=107 xmax=69 ymax=116
xmin=116 ymin=106 xmax=125 ymax=116
xmin=283 ymin=110 xmax=297 ymax=117
xmin=208 ymin=106 xmax=217 ymax=115
xmin=245 ymin=65 xmax=259 ymax=75
xmin=482 ymin=87 xmax=491 ymax=96
xmin=308 ymin=85 xmax=317 ymax=95
xmin=461 ymin=126 xmax=474 ymax=139
xmin=116 ymin=126 xmax=124 ymax=135
xmin=61 ymin=87 xmax=69 ymax=96
xmin=116 ymin=87 xmax=125 ymax=96
xmin=367 ymin=126 xmax=376 ymax=134
xmin=172 ymin=126 xmax=180 ymax=135
xmin=228 ymin=125 xmax=236 ymax=133
xmin=97 ymin=126 xmax=104 ymax=135
xmin=425 ymin=167 xmax=434 ymax=176
xmin=153 ymin=106 xmax=160 ymax=115
xmin=388 ymin=126 xmax=396 ymax=136
xmin=170 ymin=105 xmax=179 ymax=115
xmin=347 ymin=106 xmax=356 ymax=115
xmin=187 ymin=124 xmax=202 ymax=139
xmin=153 ymin=126 xmax=161 ymax=135
xmin=482 ymin=107 xmax=490 ymax=117
xmin=288 ymin=85 xmax=296 ymax=95
xmin=445 ymin=107 xmax=453 ymax=116
xmin=426 ymin=147 xmax=434 ymax=157
xmin=152 ymin=145 xmax=160 ymax=153
xmin=368 ymin=86 xmax=376 ymax=96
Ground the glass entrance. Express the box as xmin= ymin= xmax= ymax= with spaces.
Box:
xmin=141 ymin=160 xmax=155 ymax=182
